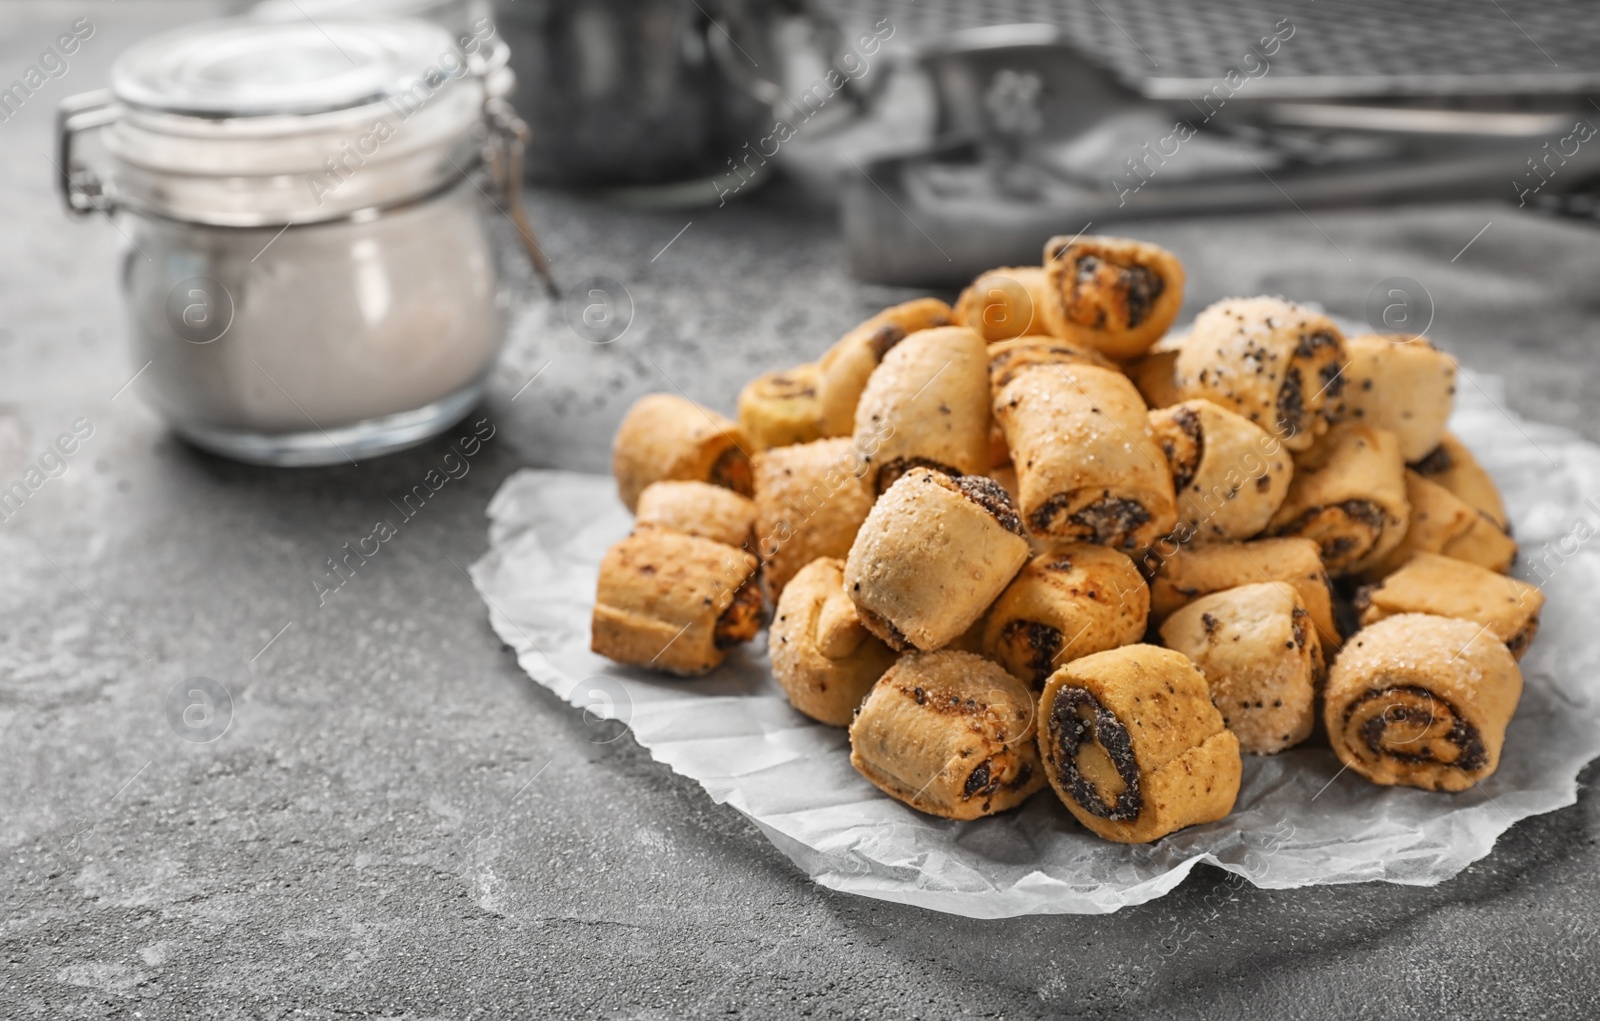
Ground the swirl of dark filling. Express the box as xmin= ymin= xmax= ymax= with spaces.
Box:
xmin=1000 ymin=619 xmax=1063 ymax=687
xmin=1271 ymin=498 xmax=1387 ymax=563
xmin=1298 ymin=329 xmax=1345 ymax=398
xmin=1343 ymin=685 xmax=1487 ymax=773
xmin=875 ymin=455 xmax=961 ymax=495
xmin=708 ymin=445 xmax=754 ymax=497
xmin=1066 ymin=255 xmax=1165 ymax=330
xmin=1410 ymin=444 xmax=1453 ymax=476
xmin=1028 ymin=492 xmax=1151 ymax=549
xmin=952 ymin=474 xmax=1026 ymax=535
xmin=1275 ymin=367 xmax=1307 ymax=436
xmin=1156 ymin=406 xmax=1205 ymax=492
xmin=1048 ymin=687 xmax=1142 ymax=821
xmin=1068 ymin=497 xmax=1152 ymax=550
xmin=868 ymin=323 xmax=908 ymax=361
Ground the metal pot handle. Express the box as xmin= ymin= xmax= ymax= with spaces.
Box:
xmin=56 ymin=88 xmax=120 ymax=217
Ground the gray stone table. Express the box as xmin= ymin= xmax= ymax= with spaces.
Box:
xmin=3 ymin=2 xmax=1600 ymax=1018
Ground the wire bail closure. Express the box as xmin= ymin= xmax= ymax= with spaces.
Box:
xmin=56 ymin=33 xmax=558 ymax=300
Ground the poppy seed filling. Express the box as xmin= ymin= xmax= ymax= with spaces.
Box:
xmin=1049 ymin=687 xmax=1142 ymax=821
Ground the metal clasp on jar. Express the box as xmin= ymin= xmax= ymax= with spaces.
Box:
xmin=54 ymin=34 xmax=559 ymax=297
xmin=55 ymin=87 xmax=119 ymax=217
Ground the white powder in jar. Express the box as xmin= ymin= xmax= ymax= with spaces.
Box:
xmin=124 ymin=178 xmax=502 ymax=435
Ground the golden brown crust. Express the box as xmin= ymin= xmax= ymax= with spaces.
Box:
xmin=1037 ymin=644 xmax=1240 ymax=843
xmin=852 ymin=326 xmax=992 ymax=495
xmin=1148 ymin=398 xmax=1294 ymax=542
xmin=752 ymin=438 xmax=876 ymax=603
xmin=1337 ymin=334 xmax=1457 ymax=462
xmin=613 ymin=393 xmax=752 ymax=512
xmin=1039 ymin=236 xmax=1186 ymax=361
xmin=1266 ymin=423 xmax=1409 ymax=576
xmin=844 ymin=468 xmax=1031 ymax=652
xmin=738 ymin=363 xmax=824 ymax=451
xmin=1325 ymin=614 xmax=1522 ymax=792
xmin=993 ymin=362 xmax=1177 ymax=551
xmin=770 ymin=558 xmax=899 ymax=726
xmin=1141 ymin=537 xmax=1341 ymax=657
xmin=1354 ymin=552 xmax=1543 ymax=660
xmin=954 ymin=267 xmax=1049 ymax=343
xmin=849 ymin=650 xmax=1046 ymax=820
xmin=1160 ymin=582 xmax=1322 ymax=754
xmin=1357 ymin=470 xmax=1476 ymax=580
xmin=1171 ymin=296 xmax=1347 ymax=452
xmin=982 ymin=545 xmax=1149 ymax=688
xmin=590 ymin=525 xmax=761 ymax=676
xmin=634 ymin=480 xmax=758 ymax=550
xmin=816 ymin=298 xmax=954 ymax=437
xmin=1410 ymin=432 xmax=1509 ymax=532
xmin=1440 ymin=513 xmax=1518 ymax=574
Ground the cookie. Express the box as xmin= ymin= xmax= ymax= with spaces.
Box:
xmin=590 ymin=525 xmax=762 ymax=676
xmin=770 ymin=557 xmax=899 ymax=725
xmin=1160 ymin=582 xmax=1322 ymax=754
xmin=849 ymin=650 xmax=1045 ymax=820
xmin=1037 ymin=644 xmax=1241 ymax=843
xmin=845 ymin=468 xmax=1030 ymax=651
xmin=1325 ymin=614 xmax=1522 ymax=792
xmin=613 ymin=393 xmax=751 ymax=512
xmin=1038 ymin=235 xmax=1185 ymax=360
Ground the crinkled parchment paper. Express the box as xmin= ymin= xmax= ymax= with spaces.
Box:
xmin=470 ymin=373 xmax=1600 ymax=917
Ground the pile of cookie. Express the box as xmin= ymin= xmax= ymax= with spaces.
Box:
xmin=591 ymin=235 xmax=1542 ymax=844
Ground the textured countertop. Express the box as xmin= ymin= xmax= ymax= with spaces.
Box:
xmin=5 ymin=3 xmax=1600 ymax=1019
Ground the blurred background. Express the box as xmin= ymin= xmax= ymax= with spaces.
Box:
xmin=10 ymin=0 xmax=1600 ymax=472
xmin=7 ymin=3 xmax=1600 ymax=1015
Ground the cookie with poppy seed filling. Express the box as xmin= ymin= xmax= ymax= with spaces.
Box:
xmin=612 ymin=394 xmax=753 ymax=512
xmin=752 ymin=438 xmax=875 ymax=603
xmin=634 ymin=480 xmax=758 ymax=550
xmin=590 ymin=525 xmax=763 ymax=676
xmin=1354 ymin=552 xmax=1543 ymax=660
xmin=1356 ymin=470 xmax=1478 ymax=580
xmin=770 ymin=557 xmax=899 ymax=726
xmin=816 ymin=298 xmax=954 ymax=437
xmin=993 ymin=361 xmax=1177 ymax=551
xmin=844 ymin=468 xmax=1030 ymax=652
xmin=986 ymin=334 xmax=1117 ymax=396
xmin=1266 ymin=423 xmax=1410 ymax=576
xmin=955 ymin=267 xmax=1049 ymax=343
xmin=1325 ymin=613 xmax=1522 ymax=792
xmin=852 ymin=326 xmax=992 ymax=495
xmin=1037 ymin=644 xmax=1241 ymax=843
xmin=1160 ymin=582 xmax=1323 ymax=755
xmin=1172 ymin=296 xmax=1347 ymax=452
xmin=1148 ymin=398 xmax=1294 ymax=543
xmin=1141 ymin=537 xmax=1341 ymax=658
xmin=738 ymin=363 xmax=824 ymax=451
xmin=1039 ymin=235 xmax=1186 ymax=361
xmin=1410 ymin=431 xmax=1509 ymax=533
xmin=982 ymin=545 xmax=1149 ymax=689
xmin=849 ymin=650 xmax=1046 ymax=820
xmin=1336 ymin=334 xmax=1457 ymax=462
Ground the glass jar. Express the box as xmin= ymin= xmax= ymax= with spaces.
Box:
xmin=57 ymin=17 xmax=550 ymax=465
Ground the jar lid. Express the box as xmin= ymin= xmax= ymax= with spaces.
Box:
xmin=112 ymin=18 xmax=457 ymax=118
xmin=249 ymin=0 xmax=493 ymax=41
xmin=98 ymin=17 xmax=494 ymax=225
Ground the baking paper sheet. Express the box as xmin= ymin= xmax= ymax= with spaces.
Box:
xmin=469 ymin=372 xmax=1600 ymax=917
